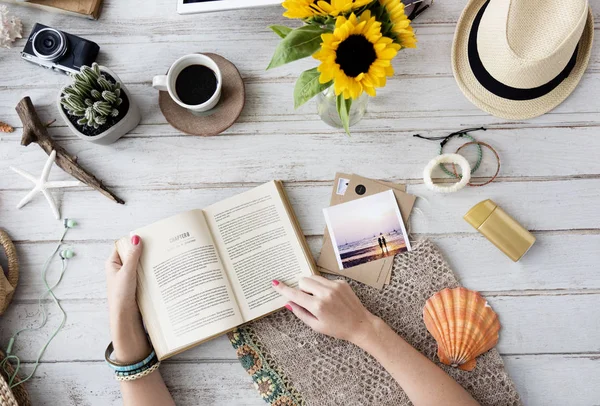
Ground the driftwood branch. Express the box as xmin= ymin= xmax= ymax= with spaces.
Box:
xmin=15 ymin=97 xmax=125 ymax=205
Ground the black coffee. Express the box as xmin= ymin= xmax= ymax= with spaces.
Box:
xmin=175 ymin=65 xmax=218 ymax=106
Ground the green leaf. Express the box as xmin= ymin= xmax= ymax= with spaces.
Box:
xmin=97 ymin=77 xmax=112 ymax=91
xmin=94 ymin=115 xmax=107 ymax=126
xmin=93 ymin=101 xmax=112 ymax=116
xmin=63 ymin=87 xmax=78 ymax=97
xmin=82 ymin=65 xmax=99 ymax=82
xmin=67 ymin=93 xmax=85 ymax=106
xmin=267 ymin=25 xmax=329 ymax=70
xmin=102 ymin=90 xmax=117 ymax=103
xmin=336 ymin=94 xmax=352 ymax=136
xmin=73 ymin=81 xmax=93 ymax=95
xmin=269 ymin=25 xmax=293 ymax=39
xmin=294 ymin=68 xmax=332 ymax=109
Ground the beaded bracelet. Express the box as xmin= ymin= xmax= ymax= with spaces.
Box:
xmin=413 ymin=127 xmax=485 ymax=178
xmin=105 ymin=342 xmax=157 ymax=372
xmin=439 ymin=134 xmax=482 ymax=178
xmin=115 ymin=355 xmax=159 ymax=377
xmin=115 ymin=362 xmax=161 ymax=382
xmin=105 ymin=341 xmax=161 ymax=381
xmin=452 ymin=141 xmax=501 ymax=187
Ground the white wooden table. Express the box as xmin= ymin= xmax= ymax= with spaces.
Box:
xmin=1 ymin=1 xmax=599 ymax=404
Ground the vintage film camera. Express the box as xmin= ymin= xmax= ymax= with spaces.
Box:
xmin=21 ymin=23 xmax=100 ymax=75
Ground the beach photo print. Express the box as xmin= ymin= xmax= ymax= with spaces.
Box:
xmin=323 ymin=190 xmax=411 ymax=271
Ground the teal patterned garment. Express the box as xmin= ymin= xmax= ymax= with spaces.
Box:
xmin=228 ymin=327 xmax=304 ymax=406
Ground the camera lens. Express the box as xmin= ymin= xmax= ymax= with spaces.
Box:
xmin=32 ymin=28 xmax=67 ymax=61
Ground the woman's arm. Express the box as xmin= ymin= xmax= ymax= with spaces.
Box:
xmin=272 ymin=275 xmax=479 ymax=406
xmin=105 ymin=236 xmax=175 ymax=406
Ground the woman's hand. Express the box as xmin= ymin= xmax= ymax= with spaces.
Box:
xmin=273 ymin=275 xmax=480 ymax=406
xmin=106 ymin=236 xmax=176 ymax=405
xmin=272 ymin=275 xmax=380 ymax=346
xmin=105 ymin=235 xmax=150 ymax=363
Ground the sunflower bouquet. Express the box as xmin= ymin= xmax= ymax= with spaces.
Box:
xmin=267 ymin=0 xmax=417 ymax=134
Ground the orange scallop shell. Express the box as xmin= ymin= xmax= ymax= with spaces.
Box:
xmin=423 ymin=287 xmax=500 ymax=371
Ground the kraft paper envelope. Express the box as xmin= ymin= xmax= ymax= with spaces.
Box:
xmin=330 ymin=173 xmax=409 ymax=286
xmin=317 ymin=173 xmax=416 ymax=289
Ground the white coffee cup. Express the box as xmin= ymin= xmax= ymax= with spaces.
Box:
xmin=152 ymin=54 xmax=222 ymax=115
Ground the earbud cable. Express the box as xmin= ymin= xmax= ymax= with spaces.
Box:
xmin=1 ymin=227 xmax=70 ymax=388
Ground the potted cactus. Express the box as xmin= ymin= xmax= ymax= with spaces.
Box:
xmin=58 ymin=63 xmax=141 ymax=145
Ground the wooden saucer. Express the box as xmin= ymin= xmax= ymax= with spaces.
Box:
xmin=158 ymin=53 xmax=245 ymax=136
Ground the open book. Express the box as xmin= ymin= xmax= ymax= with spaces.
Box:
xmin=3 ymin=0 xmax=103 ymax=19
xmin=116 ymin=181 xmax=316 ymax=360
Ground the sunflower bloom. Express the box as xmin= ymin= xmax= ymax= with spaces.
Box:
xmin=379 ymin=0 xmax=417 ymax=48
xmin=282 ymin=0 xmax=372 ymax=19
xmin=313 ymin=10 xmax=400 ymax=99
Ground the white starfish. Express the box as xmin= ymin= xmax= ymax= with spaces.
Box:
xmin=10 ymin=150 xmax=81 ymax=220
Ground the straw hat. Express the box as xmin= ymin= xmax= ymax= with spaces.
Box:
xmin=452 ymin=0 xmax=594 ymax=120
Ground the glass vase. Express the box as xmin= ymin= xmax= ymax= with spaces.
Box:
xmin=316 ymin=87 xmax=368 ymax=129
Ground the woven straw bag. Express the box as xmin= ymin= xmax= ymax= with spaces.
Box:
xmin=0 ymin=373 xmax=19 ymax=406
xmin=0 ymin=229 xmax=29 ymax=405
xmin=0 ymin=350 xmax=30 ymax=406
xmin=0 ymin=229 xmax=19 ymax=316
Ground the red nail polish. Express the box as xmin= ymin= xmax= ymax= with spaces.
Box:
xmin=272 ymin=280 xmax=279 ymax=286
xmin=131 ymin=235 xmax=140 ymax=246
xmin=285 ymin=304 xmax=293 ymax=311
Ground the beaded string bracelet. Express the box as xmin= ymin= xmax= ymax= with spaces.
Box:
xmin=452 ymin=141 xmax=501 ymax=187
xmin=115 ymin=363 xmax=161 ymax=382
xmin=112 ymin=354 xmax=159 ymax=376
xmin=414 ymin=127 xmax=485 ymax=177
xmin=105 ymin=342 xmax=161 ymax=381
xmin=439 ymin=133 xmax=482 ymax=177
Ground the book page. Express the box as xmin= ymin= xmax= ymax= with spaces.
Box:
xmin=131 ymin=209 xmax=243 ymax=355
xmin=204 ymin=181 xmax=314 ymax=322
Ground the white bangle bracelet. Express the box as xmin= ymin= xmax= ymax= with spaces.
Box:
xmin=423 ymin=154 xmax=471 ymax=193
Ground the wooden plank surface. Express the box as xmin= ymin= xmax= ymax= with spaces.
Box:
xmin=2 ymin=127 xmax=600 ymax=182
xmin=0 ymin=0 xmax=599 ymax=404
xmin=3 ymin=26 xmax=600 ymax=86
xmin=16 ymin=355 xmax=600 ymax=406
xmin=0 ymin=180 xmax=599 ymax=241
xmin=8 ymin=233 xmax=600 ymax=302
xmin=4 ymin=75 xmax=600 ymax=127
xmin=2 ymin=294 xmax=599 ymax=363
xmin=22 ymin=362 xmax=265 ymax=406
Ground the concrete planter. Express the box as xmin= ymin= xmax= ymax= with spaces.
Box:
xmin=58 ymin=66 xmax=141 ymax=145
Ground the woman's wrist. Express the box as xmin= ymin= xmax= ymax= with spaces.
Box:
xmin=112 ymin=329 xmax=151 ymax=364
xmin=348 ymin=313 xmax=389 ymax=349
xmin=110 ymin=309 xmax=151 ymax=364
xmin=351 ymin=315 xmax=412 ymax=362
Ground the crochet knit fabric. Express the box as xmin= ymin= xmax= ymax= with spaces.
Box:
xmin=229 ymin=239 xmax=522 ymax=406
